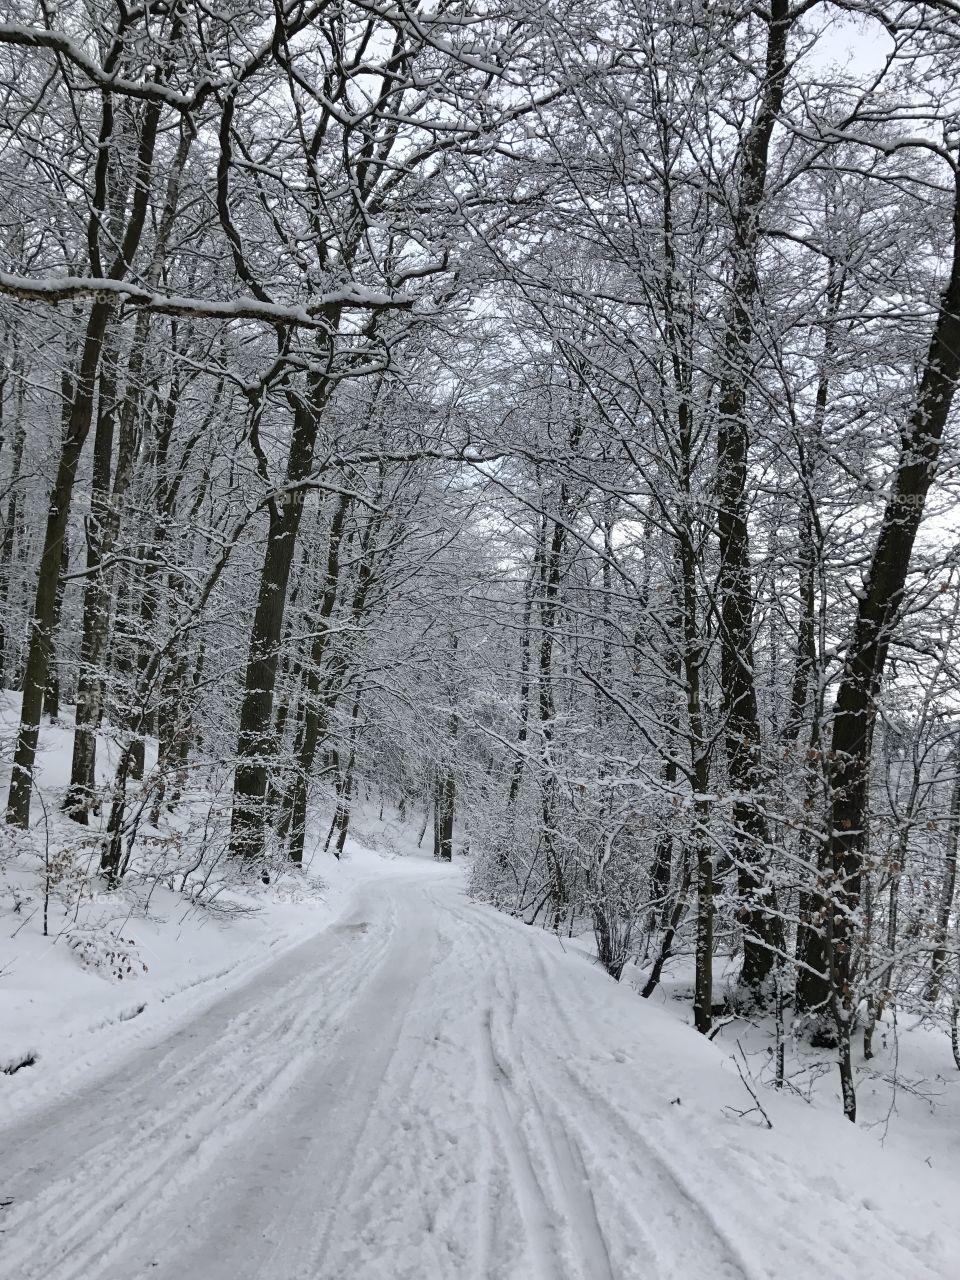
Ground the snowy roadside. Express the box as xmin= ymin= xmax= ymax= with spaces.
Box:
xmin=0 ymin=825 xmax=421 ymax=1128
xmin=634 ymin=952 xmax=960 ymax=1193
xmin=0 ymin=687 xmax=431 ymax=1125
xmin=548 ymin=927 xmax=960 ymax=1211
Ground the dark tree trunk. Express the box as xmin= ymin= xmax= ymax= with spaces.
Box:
xmin=538 ymin=510 xmax=570 ymax=925
xmin=435 ymin=770 xmax=455 ymax=861
xmin=6 ymin=79 xmax=161 ymax=829
xmin=651 ymin=601 xmax=683 ymax=926
xmin=506 ymin=572 xmax=535 ymax=812
xmin=714 ymin=0 xmax=794 ymax=995
xmin=230 ymin=371 xmax=335 ymax=861
xmin=824 ymin=165 xmax=960 ymax=1119
xmin=42 ymin=534 xmax=70 ymax=722
xmin=0 ymin=358 xmax=25 ymax=690
xmin=435 ymin=635 xmax=459 ymax=864
xmin=65 ymin=331 xmax=120 ymax=817
xmin=694 ymin=834 xmax=715 ymax=1034
xmin=327 ymin=695 xmax=362 ymax=861
xmin=785 ymin=502 xmax=818 ymax=744
xmin=6 ymin=301 xmax=112 ymax=828
xmin=123 ymin=371 xmax=210 ymax=785
xmin=641 ymin=858 xmax=693 ymax=1000
xmin=230 ymin=498 xmax=306 ymax=859
xmin=790 ymin=265 xmax=843 ymax=1011
xmin=925 ymin=750 xmax=960 ymax=1004
xmin=67 ymin=310 xmax=163 ymax=818
xmin=284 ymin=494 xmax=351 ymax=865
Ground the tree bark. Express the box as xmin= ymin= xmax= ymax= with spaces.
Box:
xmin=6 ymin=75 xmax=162 ymax=828
xmin=283 ymin=494 xmax=351 ymax=864
xmin=824 ymin=162 xmax=960 ymax=1116
xmin=926 ymin=748 xmax=960 ymax=1004
xmin=714 ymin=0 xmax=794 ymax=994
xmin=42 ymin=534 xmax=70 ymax=721
xmin=229 ymin=371 xmax=335 ymax=860
xmin=791 ymin=266 xmax=844 ymax=1012
xmin=6 ymin=300 xmax=112 ymax=827
xmin=0 ymin=353 xmax=26 ymax=689
xmin=64 ymin=325 xmax=121 ymax=817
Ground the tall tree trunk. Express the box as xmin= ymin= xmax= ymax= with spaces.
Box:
xmin=681 ymin=532 xmax=714 ymax=1034
xmin=694 ymin=833 xmax=714 ymax=1034
xmin=328 ymin=694 xmax=362 ymax=861
xmin=641 ymin=858 xmax=693 ymax=1000
xmin=435 ymin=645 xmax=459 ymax=864
xmin=926 ymin=749 xmax=960 ymax=1004
xmin=650 ymin=599 xmax=682 ymax=926
xmin=123 ymin=370 xmax=214 ymax=785
xmin=64 ymin=327 xmax=120 ymax=817
xmin=790 ymin=263 xmax=844 ymax=1012
xmin=5 ymin=77 xmax=162 ymax=829
xmin=657 ymin=195 xmax=716 ymax=1028
xmin=6 ymin=301 xmax=112 ymax=827
xmin=538 ymin=512 xmax=567 ymax=926
xmin=0 ymin=355 xmax=25 ymax=690
xmin=507 ymin=570 xmax=536 ymax=811
xmin=230 ymin=372 xmax=335 ymax=861
xmin=42 ymin=534 xmax=70 ymax=721
xmin=824 ymin=163 xmax=960 ymax=1120
xmin=283 ymin=494 xmax=351 ymax=864
xmin=67 ymin=305 xmax=172 ymax=817
xmin=714 ymin=0 xmax=794 ymax=995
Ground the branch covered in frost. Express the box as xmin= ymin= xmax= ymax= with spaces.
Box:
xmin=0 ymin=273 xmax=417 ymax=327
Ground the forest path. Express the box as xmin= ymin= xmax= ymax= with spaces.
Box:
xmin=0 ymin=862 xmax=954 ymax=1280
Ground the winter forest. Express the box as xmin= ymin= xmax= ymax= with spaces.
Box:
xmin=2 ymin=1 xmax=960 ymax=1277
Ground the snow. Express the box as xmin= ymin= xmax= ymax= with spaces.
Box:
xmin=3 ymin=859 xmax=959 ymax=1278
xmin=640 ymin=954 xmax=960 ymax=1198
xmin=0 ymin=24 xmax=200 ymax=109
xmin=0 ymin=841 xmax=402 ymax=1128
xmin=0 ymin=270 xmax=410 ymax=328
xmin=2 ymin=695 xmax=958 ymax=1278
xmin=0 ymin=693 xmax=416 ymax=1126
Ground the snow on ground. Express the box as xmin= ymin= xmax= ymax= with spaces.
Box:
xmin=0 ymin=837 xmax=414 ymax=1128
xmin=0 ymin=691 xmax=420 ymax=1125
xmin=2 ymin=694 xmax=958 ymax=1278
xmin=635 ymin=953 xmax=960 ymax=1194
xmin=2 ymin=859 xmax=959 ymax=1279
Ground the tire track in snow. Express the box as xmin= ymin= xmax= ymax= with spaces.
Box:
xmin=0 ymin=895 xmax=399 ymax=1280
xmin=474 ymin=895 xmax=948 ymax=1280
xmin=522 ymin=932 xmax=758 ymax=1279
xmin=479 ymin=997 xmax=563 ymax=1279
xmin=439 ymin=890 xmax=624 ymax=1280
xmin=161 ymin=873 xmax=461 ymax=1280
xmin=311 ymin=893 xmax=511 ymax=1280
xmin=485 ymin=978 xmax=617 ymax=1280
xmin=446 ymin=891 xmax=756 ymax=1279
xmin=292 ymin=895 xmax=455 ymax=1280
xmin=397 ymin=884 xmax=617 ymax=1280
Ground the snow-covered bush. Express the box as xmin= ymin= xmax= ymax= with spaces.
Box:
xmin=65 ymin=927 xmax=148 ymax=982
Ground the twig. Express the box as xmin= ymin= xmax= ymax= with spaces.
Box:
xmin=725 ymin=1041 xmax=773 ymax=1129
xmin=707 ymin=1014 xmax=737 ymax=1041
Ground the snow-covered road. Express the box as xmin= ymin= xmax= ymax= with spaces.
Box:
xmin=2 ymin=865 xmax=956 ymax=1279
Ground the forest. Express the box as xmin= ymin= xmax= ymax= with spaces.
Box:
xmin=1 ymin=0 xmax=959 ymax=1154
